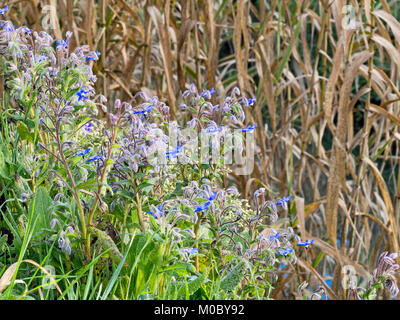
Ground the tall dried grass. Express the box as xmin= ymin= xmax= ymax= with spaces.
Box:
xmin=6 ymin=0 xmax=400 ymax=299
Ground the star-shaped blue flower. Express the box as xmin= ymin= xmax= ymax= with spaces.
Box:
xmin=241 ymin=123 xmax=257 ymax=132
xmin=133 ymin=104 xmax=154 ymax=115
xmin=0 ymin=5 xmax=8 ymax=15
xmin=86 ymin=155 xmax=102 ymax=163
xmin=75 ymin=148 xmax=91 ymax=157
xmin=278 ymin=247 xmax=293 ymax=256
xmin=297 ymin=239 xmax=314 ymax=247
xmin=166 ymin=144 xmax=182 ymax=159
xmin=276 ymin=195 xmax=291 ymax=206
xmin=76 ymin=89 xmax=89 ymax=101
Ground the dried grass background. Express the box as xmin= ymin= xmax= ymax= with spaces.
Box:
xmin=4 ymin=0 xmax=400 ymax=299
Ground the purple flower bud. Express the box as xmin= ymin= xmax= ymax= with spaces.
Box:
xmin=115 ymin=99 xmax=121 ymax=110
xmin=53 ymin=193 xmax=64 ymax=203
xmin=226 ymin=186 xmax=238 ymax=194
xmin=58 ymin=236 xmax=65 ymax=249
xmin=50 ymin=218 xmax=59 ymax=229
xmin=109 ymin=113 xmax=118 ymax=126
xmin=189 ymin=83 xmax=197 ymax=95
xmin=65 ymin=243 xmax=72 ymax=255
xmin=232 ymin=87 xmax=240 ymax=96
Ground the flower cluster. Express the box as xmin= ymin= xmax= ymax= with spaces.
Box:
xmin=371 ymin=252 xmax=399 ymax=296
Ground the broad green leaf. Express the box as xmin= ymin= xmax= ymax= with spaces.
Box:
xmin=89 ymin=226 xmax=127 ymax=266
xmin=219 ymin=261 xmax=247 ymax=291
xmin=16 ymin=122 xmax=34 ymax=143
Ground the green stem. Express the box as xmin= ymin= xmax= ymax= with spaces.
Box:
xmin=194 ymin=212 xmax=202 ymax=271
xmin=86 ymin=120 xmax=120 ymax=257
xmin=136 ymin=192 xmax=145 ymax=230
xmin=55 ymin=119 xmax=88 ymax=257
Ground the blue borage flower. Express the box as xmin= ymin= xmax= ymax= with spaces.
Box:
xmin=269 ymin=232 xmax=280 ymax=241
xmin=133 ymin=104 xmax=154 ymax=115
xmin=166 ymin=144 xmax=182 ymax=159
xmin=85 ymin=122 xmax=93 ymax=132
xmin=86 ymin=155 xmax=102 ymax=163
xmin=1 ymin=21 xmax=13 ymax=31
xmin=0 ymin=5 xmax=8 ymax=15
xmin=146 ymin=204 xmax=165 ymax=218
xmin=248 ymin=97 xmax=256 ymax=106
xmin=21 ymin=26 xmax=31 ymax=36
xmin=276 ymin=195 xmax=291 ymax=206
xmin=38 ymin=53 xmax=46 ymax=63
xmin=239 ymin=96 xmax=256 ymax=107
xmin=193 ymin=191 xmax=217 ymax=213
xmin=75 ymin=148 xmax=91 ymax=157
xmin=200 ymin=87 xmax=216 ymax=99
xmin=278 ymin=247 xmax=294 ymax=256
xmin=205 ymin=126 xmax=223 ymax=134
xmin=297 ymin=239 xmax=314 ymax=247
xmin=76 ymin=88 xmax=89 ymax=101
xmin=86 ymin=50 xmax=101 ymax=62
xmin=208 ymin=192 xmax=217 ymax=201
xmin=194 ymin=200 xmax=211 ymax=213
xmin=56 ymin=39 xmax=68 ymax=50
xmin=32 ymin=52 xmax=46 ymax=63
xmin=241 ymin=123 xmax=257 ymax=132
xmin=180 ymin=248 xmax=199 ymax=255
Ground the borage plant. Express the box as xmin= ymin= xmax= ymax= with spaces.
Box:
xmin=0 ymin=5 xmax=398 ymax=300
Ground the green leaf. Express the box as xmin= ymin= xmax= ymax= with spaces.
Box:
xmin=219 ymin=261 xmax=247 ymax=291
xmin=133 ymin=172 xmax=146 ymax=179
xmin=16 ymin=122 xmax=34 ymax=143
xmin=76 ymin=178 xmax=97 ymax=190
xmin=275 ymin=21 xmax=301 ymax=83
xmin=176 ymin=274 xmax=206 ymax=298
xmin=137 ymin=182 xmax=154 ymax=194
xmin=0 ymin=149 xmax=9 ymax=180
xmin=138 ymin=294 xmax=155 ymax=300
xmin=365 ymin=288 xmax=377 ymax=300
xmin=65 ymin=87 xmax=80 ymax=100
xmin=159 ymin=262 xmax=196 ymax=276
xmin=89 ymin=226 xmax=125 ymax=265
xmin=29 ymin=187 xmax=52 ymax=234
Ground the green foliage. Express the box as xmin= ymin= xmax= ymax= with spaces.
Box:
xmin=219 ymin=260 xmax=247 ymax=292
